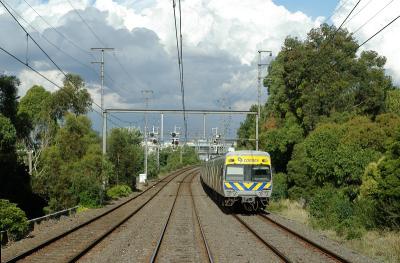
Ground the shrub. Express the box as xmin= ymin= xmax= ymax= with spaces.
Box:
xmin=0 ymin=199 xmax=29 ymax=240
xmin=271 ymin=173 xmax=288 ymax=201
xmin=107 ymin=184 xmax=132 ymax=199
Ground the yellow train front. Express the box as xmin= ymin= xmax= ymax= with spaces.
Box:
xmin=201 ymin=150 xmax=272 ymax=212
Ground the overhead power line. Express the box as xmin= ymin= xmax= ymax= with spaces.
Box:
xmin=335 ymin=0 xmax=361 ymax=33
xmin=358 ymin=14 xmax=400 ymax=48
xmin=22 ymin=0 xmax=96 ymax=60
xmin=16 ymin=0 xmax=132 ymax=122
xmin=343 ymin=0 xmax=374 ymax=27
xmin=324 ymin=0 xmax=361 ymax=47
xmin=0 ymin=1 xmax=124 ymax=128
xmin=66 ymin=0 xmax=107 ymax=47
xmin=172 ymin=0 xmax=187 ymax=144
xmin=353 ymin=0 xmax=395 ymax=34
xmin=325 ymin=0 xmax=351 ymax=23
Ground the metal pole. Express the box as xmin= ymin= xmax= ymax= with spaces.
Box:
xmin=141 ymin=90 xmax=153 ymax=177
xmin=103 ymin=110 xmax=107 ymax=154
xmin=256 ymin=113 xmax=259 ymax=151
xmin=256 ymin=50 xmax=272 ymax=151
xmin=91 ymin=47 xmax=114 ymax=155
xmin=160 ymin=113 xmax=164 ymax=142
xmin=203 ymin=113 xmax=206 ymax=139
xmin=257 ymin=51 xmax=261 ymax=151
xmin=144 ymin=99 xmax=148 ymax=176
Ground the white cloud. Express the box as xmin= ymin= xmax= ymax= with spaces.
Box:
xmin=4 ymin=0 xmax=398 ymax=135
xmin=333 ymin=0 xmax=400 ymax=84
xmin=17 ymin=69 xmax=63 ymax=95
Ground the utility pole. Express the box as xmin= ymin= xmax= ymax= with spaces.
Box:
xmin=257 ymin=50 xmax=272 ymax=151
xmin=91 ymin=47 xmax=114 ymax=155
xmin=142 ymin=89 xmax=153 ymax=179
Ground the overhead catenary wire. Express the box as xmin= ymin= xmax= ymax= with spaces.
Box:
xmin=342 ymin=0 xmax=374 ymax=27
xmin=66 ymin=0 xmax=107 ymax=48
xmin=353 ymin=0 xmax=395 ymax=34
xmin=22 ymin=0 xmax=96 ymax=60
xmin=334 ymin=0 xmax=361 ymax=35
xmin=358 ymin=14 xmax=400 ymax=48
xmin=323 ymin=0 xmax=361 ymax=47
xmin=324 ymin=0 xmax=351 ymax=23
xmin=178 ymin=0 xmax=188 ymax=144
xmin=0 ymin=2 xmax=124 ymax=128
xmin=172 ymin=0 xmax=188 ymax=144
xmin=18 ymin=0 xmax=132 ymax=99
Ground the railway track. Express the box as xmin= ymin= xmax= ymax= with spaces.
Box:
xmin=150 ymin=171 xmax=213 ymax=263
xmin=4 ymin=166 xmax=195 ymax=263
xmin=258 ymin=213 xmax=351 ymax=263
xmin=232 ymin=212 xmax=352 ymax=263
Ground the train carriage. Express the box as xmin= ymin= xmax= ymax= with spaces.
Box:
xmin=201 ymin=150 xmax=272 ymax=212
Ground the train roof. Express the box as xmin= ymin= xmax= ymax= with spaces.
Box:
xmin=225 ymin=150 xmax=270 ymax=157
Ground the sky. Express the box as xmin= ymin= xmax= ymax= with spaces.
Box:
xmin=0 ymin=0 xmax=399 ymax=140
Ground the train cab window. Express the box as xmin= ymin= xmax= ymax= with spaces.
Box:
xmin=251 ymin=166 xmax=271 ymax=182
xmin=225 ymin=166 xmax=244 ymax=181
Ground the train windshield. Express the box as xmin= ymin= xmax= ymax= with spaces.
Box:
xmin=225 ymin=165 xmax=271 ymax=181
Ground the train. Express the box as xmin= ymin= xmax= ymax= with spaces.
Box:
xmin=200 ymin=150 xmax=273 ymax=212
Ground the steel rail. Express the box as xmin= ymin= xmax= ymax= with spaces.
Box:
xmin=189 ymin=172 xmax=214 ymax=263
xmin=259 ymin=214 xmax=351 ymax=263
xmin=232 ymin=214 xmax=292 ymax=263
xmin=69 ymin=167 xmax=199 ymax=262
xmin=4 ymin=166 xmax=194 ymax=263
xmin=149 ymin=170 xmax=196 ymax=262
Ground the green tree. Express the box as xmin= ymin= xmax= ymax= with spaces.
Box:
xmin=360 ymin=127 xmax=400 ymax=229
xmin=385 ymin=89 xmax=400 ymax=115
xmin=49 ymin=74 xmax=92 ymax=120
xmin=34 ymin=114 xmax=111 ymax=211
xmin=266 ymin=24 xmax=394 ymax=133
xmin=237 ymin=104 xmax=257 ymax=149
xmin=107 ymin=128 xmax=143 ymax=188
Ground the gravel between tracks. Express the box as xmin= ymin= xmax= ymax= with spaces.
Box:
xmin=155 ymin=172 xmax=205 ymax=263
xmin=237 ymin=214 xmax=337 ymax=263
xmin=191 ymin=173 xmax=282 ymax=263
xmin=78 ymin=171 xmax=192 ymax=263
xmin=265 ymin=213 xmax=378 ymax=263
xmin=0 ymin=177 xmax=164 ymax=262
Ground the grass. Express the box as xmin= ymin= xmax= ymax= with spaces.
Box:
xmin=268 ymin=199 xmax=309 ymax=225
xmin=269 ymin=199 xmax=400 ymax=263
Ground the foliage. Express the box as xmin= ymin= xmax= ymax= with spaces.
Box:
xmin=107 ymin=184 xmax=132 ymax=199
xmin=237 ymin=104 xmax=257 ymax=149
xmin=34 ymin=114 xmax=111 ymax=212
xmin=0 ymin=75 xmax=43 ymax=218
xmin=48 ymin=74 xmax=92 ymax=120
xmin=260 ymin=113 xmax=304 ymax=172
xmin=266 ymin=24 xmax=394 ymax=133
xmin=107 ymin=128 xmax=143 ymax=188
xmin=0 ymin=199 xmax=29 ymax=240
xmin=308 ymin=187 xmax=367 ymax=239
xmin=160 ymin=146 xmax=200 ymax=173
xmin=360 ymin=127 xmax=400 ymax=229
xmin=287 ymin=116 xmax=390 ymax=200
xmin=271 ymin=173 xmax=288 ymax=201
xmin=385 ymin=89 xmax=400 ymax=115
xmin=0 ymin=114 xmax=16 ymax=152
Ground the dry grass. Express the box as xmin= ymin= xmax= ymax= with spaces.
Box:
xmin=268 ymin=199 xmax=309 ymax=225
xmin=269 ymin=199 xmax=400 ymax=263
